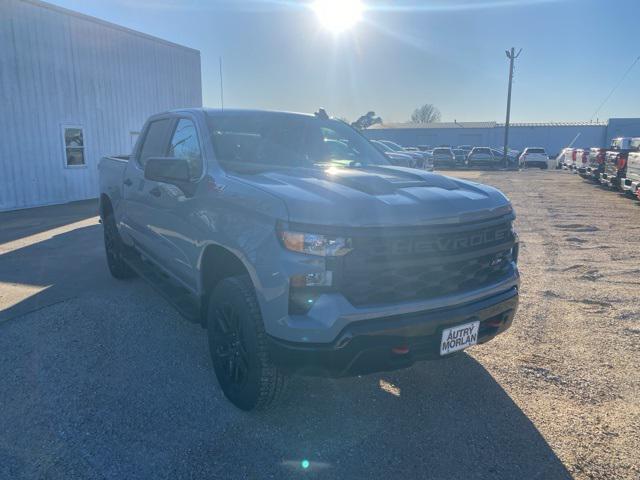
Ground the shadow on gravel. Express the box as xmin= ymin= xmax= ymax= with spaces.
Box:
xmin=255 ymin=355 xmax=573 ymax=480
xmin=0 ymin=211 xmax=571 ymax=480
xmin=0 ymin=199 xmax=97 ymax=245
xmin=0 ymin=224 xmax=107 ymax=322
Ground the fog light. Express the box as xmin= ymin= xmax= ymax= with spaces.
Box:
xmin=291 ymin=271 xmax=333 ymax=287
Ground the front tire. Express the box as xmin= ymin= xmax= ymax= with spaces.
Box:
xmin=207 ymin=275 xmax=287 ymax=411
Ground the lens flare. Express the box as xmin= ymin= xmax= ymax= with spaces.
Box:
xmin=313 ymin=0 xmax=364 ymax=33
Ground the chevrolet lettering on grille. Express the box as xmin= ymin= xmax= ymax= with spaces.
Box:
xmin=436 ymin=227 xmax=511 ymax=252
xmin=372 ymin=226 xmax=512 ymax=256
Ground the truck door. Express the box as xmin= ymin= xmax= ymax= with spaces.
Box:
xmin=122 ymin=117 xmax=174 ymax=257
xmin=140 ymin=117 xmax=206 ymax=290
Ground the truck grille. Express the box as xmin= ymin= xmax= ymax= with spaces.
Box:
xmin=338 ymin=220 xmax=516 ymax=307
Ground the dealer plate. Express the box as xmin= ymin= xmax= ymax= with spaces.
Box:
xmin=440 ymin=320 xmax=480 ymax=356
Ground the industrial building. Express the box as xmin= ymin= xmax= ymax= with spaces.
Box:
xmin=0 ymin=0 xmax=202 ymax=211
xmin=364 ymin=118 xmax=640 ymax=156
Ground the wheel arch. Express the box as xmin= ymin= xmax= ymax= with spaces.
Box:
xmin=99 ymin=193 xmax=113 ymax=220
xmin=198 ymin=243 xmax=258 ymax=326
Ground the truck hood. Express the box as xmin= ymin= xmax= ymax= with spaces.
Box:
xmin=233 ymin=165 xmax=512 ymax=227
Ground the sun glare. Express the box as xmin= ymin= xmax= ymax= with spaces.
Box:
xmin=313 ymin=0 xmax=364 ymax=33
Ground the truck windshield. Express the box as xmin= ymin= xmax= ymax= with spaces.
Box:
xmin=206 ymin=113 xmax=389 ymax=171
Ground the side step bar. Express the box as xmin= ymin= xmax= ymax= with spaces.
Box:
xmin=123 ymin=251 xmax=203 ymax=325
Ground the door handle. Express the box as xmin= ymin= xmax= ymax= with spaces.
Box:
xmin=124 ymin=178 xmax=133 ymax=187
xmin=149 ymin=186 xmax=161 ymax=197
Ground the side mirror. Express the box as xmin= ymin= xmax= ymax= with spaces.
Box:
xmin=144 ymin=157 xmax=191 ymax=184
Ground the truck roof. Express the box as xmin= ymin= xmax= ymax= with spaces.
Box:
xmin=161 ymin=107 xmax=318 ymax=119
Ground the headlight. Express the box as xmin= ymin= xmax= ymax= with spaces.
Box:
xmin=280 ymin=231 xmax=353 ymax=257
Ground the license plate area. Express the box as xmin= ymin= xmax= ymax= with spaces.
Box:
xmin=440 ymin=320 xmax=480 ymax=356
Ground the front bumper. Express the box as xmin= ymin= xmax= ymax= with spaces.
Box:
xmin=268 ymin=286 xmax=519 ymax=377
xmin=524 ymin=160 xmax=549 ymax=169
xmin=620 ymin=178 xmax=634 ymax=192
xmin=585 ymin=166 xmax=602 ymax=180
xmin=601 ymin=169 xmax=625 ymax=187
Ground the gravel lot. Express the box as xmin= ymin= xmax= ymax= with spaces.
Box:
xmin=0 ymin=170 xmax=638 ymax=479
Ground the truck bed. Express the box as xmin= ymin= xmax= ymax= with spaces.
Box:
xmin=98 ymin=155 xmax=130 ymax=212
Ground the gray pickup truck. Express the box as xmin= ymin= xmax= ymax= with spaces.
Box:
xmin=98 ymin=108 xmax=520 ymax=410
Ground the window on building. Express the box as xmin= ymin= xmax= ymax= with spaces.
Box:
xmin=169 ymin=119 xmax=203 ymax=178
xmin=63 ymin=126 xmax=85 ymax=166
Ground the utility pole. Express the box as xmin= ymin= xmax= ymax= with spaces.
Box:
xmin=503 ymin=47 xmax=522 ymax=168
xmin=219 ymin=56 xmax=224 ymax=111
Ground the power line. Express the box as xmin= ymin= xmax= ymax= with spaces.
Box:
xmin=590 ymin=55 xmax=639 ymax=121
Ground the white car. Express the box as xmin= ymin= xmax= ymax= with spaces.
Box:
xmin=519 ymin=147 xmax=551 ymax=169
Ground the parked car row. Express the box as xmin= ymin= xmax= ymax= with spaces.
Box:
xmin=559 ymin=137 xmax=640 ymax=200
xmin=371 ymin=139 xmax=560 ymax=172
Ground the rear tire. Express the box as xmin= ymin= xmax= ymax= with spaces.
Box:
xmin=103 ymin=213 xmax=136 ymax=280
xmin=207 ymin=275 xmax=287 ymax=411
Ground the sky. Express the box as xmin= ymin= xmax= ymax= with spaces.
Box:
xmin=47 ymin=0 xmax=639 ymax=123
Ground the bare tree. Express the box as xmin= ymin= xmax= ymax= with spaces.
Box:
xmin=410 ymin=104 xmax=442 ymax=124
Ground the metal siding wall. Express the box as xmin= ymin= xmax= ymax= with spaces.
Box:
xmin=0 ymin=0 xmax=202 ymax=211
xmin=504 ymin=126 xmax=606 ymax=155
xmin=605 ymin=119 xmax=640 ymax=144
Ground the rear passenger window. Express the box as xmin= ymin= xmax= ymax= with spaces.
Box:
xmin=169 ymin=119 xmax=203 ymax=178
xmin=137 ymin=119 xmax=172 ymax=167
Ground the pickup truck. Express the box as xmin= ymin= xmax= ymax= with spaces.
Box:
xmin=98 ymin=108 xmax=520 ymax=411
xmin=585 ymin=147 xmax=606 ymax=180
xmin=575 ymin=149 xmax=589 ymax=175
xmin=370 ymin=140 xmax=414 ymax=168
xmin=600 ymin=137 xmax=640 ymax=188
xmin=467 ymin=147 xmax=503 ymax=169
xmin=621 ymin=152 xmax=640 ymax=199
xmin=377 ymin=140 xmax=429 ymax=169
xmin=432 ymin=147 xmax=463 ymax=169
xmin=560 ymin=148 xmax=576 ymax=170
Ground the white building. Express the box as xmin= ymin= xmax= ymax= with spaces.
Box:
xmin=0 ymin=0 xmax=202 ymax=211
